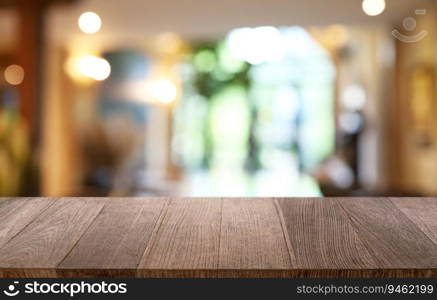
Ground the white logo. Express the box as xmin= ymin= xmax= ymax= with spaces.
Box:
xmin=392 ymin=9 xmax=428 ymax=43
xmin=3 ymin=281 xmax=20 ymax=297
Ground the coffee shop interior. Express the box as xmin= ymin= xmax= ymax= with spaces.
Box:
xmin=0 ymin=0 xmax=436 ymax=198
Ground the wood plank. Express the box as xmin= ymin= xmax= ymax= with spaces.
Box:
xmin=391 ymin=198 xmax=437 ymax=245
xmin=219 ymin=198 xmax=292 ymax=273
xmin=0 ymin=197 xmax=436 ymax=278
xmin=137 ymin=198 xmax=221 ymax=277
xmin=337 ymin=198 xmax=437 ymax=269
xmin=277 ymin=198 xmax=377 ymax=270
xmin=58 ymin=198 xmax=168 ymax=277
xmin=0 ymin=198 xmax=104 ymax=277
xmin=0 ymin=198 xmax=56 ymax=249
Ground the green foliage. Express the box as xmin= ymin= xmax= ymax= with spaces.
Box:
xmin=181 ymin=41 xmax=259 ymax=170
xmin=189 ymin=42 xmax=251 ymax=100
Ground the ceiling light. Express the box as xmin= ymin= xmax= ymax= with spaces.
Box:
xmin=78 ymin=12 xmax=102 ymax=34
xmin=362 ymin=0 xmax=386 ymax=16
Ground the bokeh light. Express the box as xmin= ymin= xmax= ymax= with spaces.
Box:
xmin=149 ymin=79 xmax=177 ymax=104
xmin=4 ymin=65 xmax=25 ymax=86
xmin=342 ymin=84 xmax=367 ymax=111
xmin=78 ymin=12 xmax=102 ymax=34
xmin=78 ymin=56 xmax=111 ymax=81
xmin=362 ymin=0 xmax=386 ymax=16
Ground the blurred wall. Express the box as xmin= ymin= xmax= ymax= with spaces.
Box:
xmin=392 ymin=3 xmax=437 ymax=195
xmin=42 ymin=46 xmax=82 ymax=196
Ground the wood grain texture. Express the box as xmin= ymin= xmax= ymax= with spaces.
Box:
xmin=277 ymin=198 xmax=377 ymax=269
xmin=219 ymin=198 xmax=292 ymax=271
xmin=0 ymin=198 xmax=57 ymax=248
xmin=58 ymin=198 xmax=168 ymax=277
xmin=137 ymin=198 xmax=221 ymax=277
xmin=0 ymin=197 xmax=436 ymax=278
xmin=337 ymin=198 xmax=437 ymax=269
xmin=0 ymin=198 xmax=104 ymax=277
xmin=391 ymin=198 xmax=437 ymax=245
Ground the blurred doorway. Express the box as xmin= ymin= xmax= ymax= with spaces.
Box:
xmin=174 ymin=27 xmax=336 ymax=197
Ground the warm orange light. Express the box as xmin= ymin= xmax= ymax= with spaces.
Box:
xmin=4 ymin=65 xmax=25 ymax=86
xmin=155 ymin=32 xmax=185 ymax=55
xmin=148 ymin=79 xmax=177 ymax=104
xmin=78 ymin=56 xmax=111 ymax=81
xmin=78 ymin=12 xmax=102 ymax=34
xmin=65 ymin=55 xmax=111 ymax=82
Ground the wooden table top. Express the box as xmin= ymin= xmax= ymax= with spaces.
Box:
xmin=0 ymin=197 xmax=436 ymax=278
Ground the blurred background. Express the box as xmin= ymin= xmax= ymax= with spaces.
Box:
xmin=0 ymin=0 xmax=436 ymax=197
